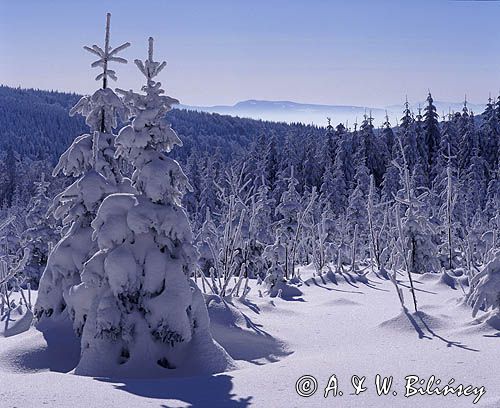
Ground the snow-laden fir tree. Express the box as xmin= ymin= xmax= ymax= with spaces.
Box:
xmin=198 ymin=154 xmax=220 ymax=223
xmin=262 ymin=134 xmax=280 ymax=194
xmin=381 ymin=164 xmax=400 ymax=204
xmin=262 ymin=237 xmax=287 ymax=297
xmin=434 ymin=145 xmax=460 ymax=270
xmin=320 ymin=159 xmax=336 ymax=209
xmin=227 ymin=175 xmax=275 ymax=283
xmin=274 ymin=166 xmax=301 ymax=278
xmin=251 ymin=176 xmax=275 ymax=245
xmin=195 ymin=207 xmax=218 ymax=276
xmin=397 ymin=103 xmax=419 ymax=175
xmin=183 ymin=152 xmax=202 ymax=225
xmin=479 ymin=96 xmax=499 ymax=171
xmin=414 ymin=107 xmax=429 ymax=174
xmin=458 ymin=109 xmax=479 ymax=173
xmin=359 ymin=112 xmax=387 ymax=185
xmin=435 ymin=113 xmax=459 ymax=171
xmin=381 ymin=112 xmax=396 ymax=157
xmin=209 ymin=165 xmax=253 ymax=295
xmin=346 ymin=144 xmax=371 ymax=265
xmin=21 ymin=174 xmax=58 ymax=287
xmin=66 ymin=38 xmax=232 ymax=377
xmin=393 ymin=137 xmax=439 ymax=277
xmin=319 ymin=119 xmax=337 ymax=208
xmin=0 ymin=145 xmax=16 ymax=208
xmin=423 ymin=92 xmax=441 ymax=171
xmin=460 ymin=147 xmax=488 ymax=225
xmin=241 ymin=181 xmax=274 ymax=280
xmin=319 ymin=118 xmax=337 ymax=188
xmin=484 ymin=153 xmax=500 ymax=229
xmin=302 ymin=138 xmax=322 ymax=191
xmin=35 ymin=13 xmax=131 ymax=322
xmin=467 ymin=249 xmax=500 ymax=328
xmin=326 ymin=132 xmax=350 ymax=216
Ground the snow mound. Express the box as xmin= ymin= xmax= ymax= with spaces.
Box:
xmin=467 ymin=310 xmax=500 ymax=332
xmin=328 ymin=270 xmax=369 ymax=285
xmin=0 ymin=305 xmax=33 ymax=338
xmin=437 ymin=270 xmax=460 ymax=290
xmin=379 ymin=310 xmax=450 ymax=333
xmin=206 ymin=295 xmax=291 ymax=365
xmin=0 ymin=321 xmax=80 ymax=374
xmin=322 ymin=297 xmax=361 ymax=307
xmin=416 ymin=272 xmax=442 ymax=282
xmin=269 ymin=279 xmax=303 ymax=300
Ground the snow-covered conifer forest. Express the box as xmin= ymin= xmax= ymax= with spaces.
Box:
xmin=0 ymin=11 xmax=499 ymax=408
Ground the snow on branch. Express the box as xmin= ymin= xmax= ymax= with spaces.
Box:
xmin=83 ymin=13 xmax=130 ymax=87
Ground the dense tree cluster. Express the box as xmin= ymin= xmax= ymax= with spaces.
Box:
xmin=1 ymin=70 xmax=500 ymax=359
xmin=1 ymin=86 xmax=499 ymax=285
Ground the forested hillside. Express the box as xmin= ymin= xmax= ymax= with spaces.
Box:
xmin=0 ymin=85 xmax=498 ymax=296
xmin=0 ymin=85 xmax=322 ymax=206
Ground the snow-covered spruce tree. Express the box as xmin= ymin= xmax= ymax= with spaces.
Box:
xmin=326 ymin=132 xmax=350 ymax=217
xmin=458 ymin=110 xmax=479 ymax=174
xmin=399 ymin=108 xmax=419 ymax=174
xmin=381 ymin=112 xmax=395 ymax=155
xmin=252 ymin=176 xmax=275 ymax=246
xmin=320 ymin=152 xmax=335 ymax=207
xmin=35 ymin=13 xmax=130 ymax=322
xmin=435 ymin=113 xmax=459 ymax=174
xmin=381 ymin=164 xmax=400 ymax=204
xmin=261 ymin=134 xmax=280 ymax=194
xmin=274 ymin=166 xmax=301 ymax=278
xmin=467 ymin=249 xmax=500 ymax=328
xmin=21 ymin=174 xmax=59 ymax=287
xmin=183 ymin=151 xmax=202 ymax=226
xmin=310 ymin=209 xmax=331 ymax=275
xmin=480 ymin=96 xmax=499 ymax=172
xmin=197 ymin=154 xmax=220 ymax=223
xmin=240 ymin=176 xmax=275 ymax=282
xmin=484 ymin=152 xmax=500 ymax=232
xmin=302 ymin=138 xmax=322 ymax=191
xmin=393 ymin=137 xmax=439 ymax=276
xmin=414 ymin=107 xmax=429 ymax=175
xmin=391 ymin=137 xmax=439 ymax=312
xmin=262 ymin=237 xmax=287 ymax=297
xmin=205 ymin=164 xmax=254 ymax=296
xmin=67 ymin=38 xmax=231 ymax=377
xmin=195 ymin=206 xmax=218 ymax=278
xmin=274 ymin=134 xmax=298 ymax=201
xmin=346 ymin=144 xmax=371 ymax=269
xmin=423 ymin=92 xmax=441 ymax=172
xmin=367 ymin=175 xmax=388 ymax=273
xmin=433 ymin=144 xmax=461 ymax=270
xmin=0 ymin=145 xmax=16 ymax=208
xmin=359 ymin=112 xmax=387 ymax=185
xmin=462 ymin=147 xmax=488 ymax=225
xmin=319 ymin=118 xmax=337 ymax=187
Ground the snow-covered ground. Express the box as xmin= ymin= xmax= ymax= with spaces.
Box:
xmin=0 ymin=267 xmax=499 ymax=408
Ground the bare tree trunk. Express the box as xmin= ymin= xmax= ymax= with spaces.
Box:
xmin=367 ymin=176 xmax=379 ymax=272
xmin=446 ymin=163 xmax=453 ymax=270
xmin=284 ymin=246 xmax=289 ymax=280
xmin=395 ymin=207 xmax=418 ymax=312
xmin=351 ymin=224 xmax=358 ymax=273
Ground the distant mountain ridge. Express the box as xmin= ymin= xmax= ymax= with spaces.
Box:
xmin=177 ymin=98 xmax=486 ymax=127
xmin=0 ymin=84 xmax=487 ymax=131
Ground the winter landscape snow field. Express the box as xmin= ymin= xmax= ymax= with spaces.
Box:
xmin=1 ymin=4 xmax=500 ymax=408
xmin=0 ymin=267 xmax=499 ymax=408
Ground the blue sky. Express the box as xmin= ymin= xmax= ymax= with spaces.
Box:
xmin=1 ymin=0 xmax=499 ymax=107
